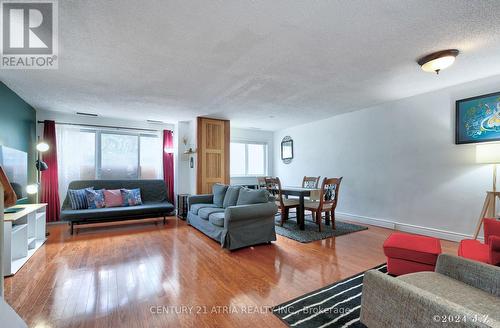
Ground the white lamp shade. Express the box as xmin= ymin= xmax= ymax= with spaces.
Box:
xmin=26 ymin=184 xmax=39 ymax=195
xmin=36 ymin=142 xmax=49 ymax=152
xmin=476 ymin=143 xmax=500 ymax=164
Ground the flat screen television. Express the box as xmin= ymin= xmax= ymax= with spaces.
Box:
xmin=0 ymin=145 xmax=28 ymax=203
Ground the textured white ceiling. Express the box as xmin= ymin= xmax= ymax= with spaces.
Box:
xmin=2 ymin=0 xmax=500 ymax=130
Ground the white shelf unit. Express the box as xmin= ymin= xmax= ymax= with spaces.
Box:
xmin=2 ymin=205 xmax=46 ymax=276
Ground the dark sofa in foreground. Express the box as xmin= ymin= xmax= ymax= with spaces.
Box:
xmin=61 ymin=180 xmax=175 ymax=234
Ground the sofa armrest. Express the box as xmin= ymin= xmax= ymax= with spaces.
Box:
xmin=360 ymin=270 xmax=492 ymax=328
xmin=224 ymin=202 xmax=277 ymax=226
xmin=488 ymin=235 xmax=500 ymax=266
xmin=188 ymin=194 xmax=213 ymax=208
xmin=435 ymin=254 xmax=500 ymax=296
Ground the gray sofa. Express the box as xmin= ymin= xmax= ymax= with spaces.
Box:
xmin=61 ymin=180 xmax=175 ymax=234
xmin=360 ymin=254 xmax=500 ymax=328
xmin=187 ymin=184 xmax=278 ymax=250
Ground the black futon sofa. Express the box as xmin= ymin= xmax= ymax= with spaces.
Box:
xmin=60 ymin=180 xmax=175 ymax=234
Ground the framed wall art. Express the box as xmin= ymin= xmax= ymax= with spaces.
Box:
xmin=456 ymin=91 xmax=500 ymax=144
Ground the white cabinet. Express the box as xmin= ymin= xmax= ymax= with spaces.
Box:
xmin=3 ymin=204 xmax=47 ymax=276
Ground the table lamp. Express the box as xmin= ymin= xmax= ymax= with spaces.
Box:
xmin=473 ymin=143 xmax=500 ymax=239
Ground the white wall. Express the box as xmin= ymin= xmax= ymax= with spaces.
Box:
xmin=176 ymin=120 xmax=197 ymax=195
xmin=274 ymin=74 xmax=500 ymax=241
xmin=231 ymin=127 xmax=274 ymax=185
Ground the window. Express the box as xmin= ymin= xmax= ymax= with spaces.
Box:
xmin=57 ymin=125 xmax=162 ymax=202
xmin=97 ymin=131 xmax=161 ymax=180
xmin=79 ymin=131 xmax=96 ymax=180
xmin=140 ymin=136 xmax=163 ymax=179
xmin=100 ymin=133 xmax=139 ymax=179
xmin=230 ymin=141 xmax=268 ymax=176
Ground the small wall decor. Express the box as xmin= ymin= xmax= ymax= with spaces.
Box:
xmin=456 ymin=91 xmax=500 ymax=144
xmin=182 ymin=136 xmax=196 ymax=168
xmin=281 ymin=136 xmax=293 ymax=164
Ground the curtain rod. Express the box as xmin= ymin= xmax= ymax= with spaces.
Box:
xmin=36 ymin=120 xmax=169 ymax=133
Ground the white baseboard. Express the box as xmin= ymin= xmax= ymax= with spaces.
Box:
xmin=336 ymin=212 xmax=482 ymax=243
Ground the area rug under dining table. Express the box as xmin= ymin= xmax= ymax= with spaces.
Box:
xmin=275 ymin=214 xmax=368 ymax=243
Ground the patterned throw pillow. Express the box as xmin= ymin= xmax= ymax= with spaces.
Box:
xmin=120 ymin=188 xmax=142 ymax=206
xmin=85 ymin=189 xmax=106 ymax=209
xmin=104 ymin=189 xmax=123 ymax=208
xmin=68 ymin=187 xmax=94 ymax=210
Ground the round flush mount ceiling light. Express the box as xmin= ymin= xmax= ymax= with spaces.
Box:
xmin=417 ymin=49 xmax=459 ymax=74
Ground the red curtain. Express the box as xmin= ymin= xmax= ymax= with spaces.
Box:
xmin=163 ymin=130 xmax=175 ymax=204
xmin=41 ymin=120 xmax=60 ymax=222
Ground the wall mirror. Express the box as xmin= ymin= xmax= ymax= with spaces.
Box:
xmin=281 ymin=136 xmax=293 ymax=164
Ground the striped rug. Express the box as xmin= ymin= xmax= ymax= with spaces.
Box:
xmin=273 ymin=264 xmax=387 ymax=328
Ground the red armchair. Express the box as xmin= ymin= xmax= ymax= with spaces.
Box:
xmin=458 ymin=218 xmax=500 ymax=266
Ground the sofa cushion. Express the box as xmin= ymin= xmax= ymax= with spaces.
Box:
xmin=398 ymin=271 xmax=500 ymax=322
xmin=383 ymin=232 xmax=442 ymax=265
xmin=212 ymin=184 xmax=228 ymax=207
xmin=104 ymin=189 xmax=123 ymax=208
xmin=236 ymin=188 xmax=269 ymax=205
xmin=198 ymin=207 xmax=225 ymax=220
xmin=68 ymin=187 xmax=94 ymax=210
xmin=208 ymin=212 xmax=225 ymax=227
xmin=223 ymin=186 xmax=242 ymax=208
xmin=60 ymin=202 xmax=174 ymax=221
xmin=121 ymin=188 xmax=143 ymax=206
xmin=85 ymin=189 xmax=106 ymax=209
xmin=190 ymin=203 xmax=218 ymax=215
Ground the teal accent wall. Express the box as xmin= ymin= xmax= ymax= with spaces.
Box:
xmin=0 ymin=82 xmax=37 ymax=202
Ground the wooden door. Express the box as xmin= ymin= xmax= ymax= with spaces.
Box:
xmin=197 ymin=117 xmax=230 ymax=194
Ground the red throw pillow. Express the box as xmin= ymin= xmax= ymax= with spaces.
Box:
xmin=104 ymin=189 xmax=123 ymax=208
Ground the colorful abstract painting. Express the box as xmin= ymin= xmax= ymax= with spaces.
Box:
xmin=456 ymin=92 xmax=500 ymax=144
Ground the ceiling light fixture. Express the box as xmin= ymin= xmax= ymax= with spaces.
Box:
xmin=417 ymin=49 xmax=459 ymax=74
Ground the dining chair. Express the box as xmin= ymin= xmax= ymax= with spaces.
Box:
xmin=264 ymin=177 xmax=299 ymax=226
xmin=288 ymin=176 xmax=321 ymax=200
xmin=304 ymin=177 xmax=343 ymax=232
xmin=302 ymin=176 xmax=321 ymax=201
xmin=302 ymin=176 xmax=321 ymax=189
xmin=256 ymin=176 xmax=267 ymax=189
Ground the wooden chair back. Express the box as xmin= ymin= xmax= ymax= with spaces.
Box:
xmin=318 ymin=177 xmax=343 ymax=211
xmin=256 ymin=177 xmax=267 ymax=189
xmin=302 ymin=176 xmax=320 ymax=189
xmin=264 ymin=177 xmax=284 ymax=207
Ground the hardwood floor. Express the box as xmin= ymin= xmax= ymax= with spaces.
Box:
xmin=4 ymin=218 xmax=458 ymax=328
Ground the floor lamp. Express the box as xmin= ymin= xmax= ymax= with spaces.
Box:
xmin=473 ymin=143 xmax=500 ymax=239
xmin=26 ymin=140 xmax=49 ymax=201
xmin=27 ymin=140 xmax=50 ymax=236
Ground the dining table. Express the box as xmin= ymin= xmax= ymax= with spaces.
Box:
xmin=280 ymin=186 xmax=321 ymax=230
